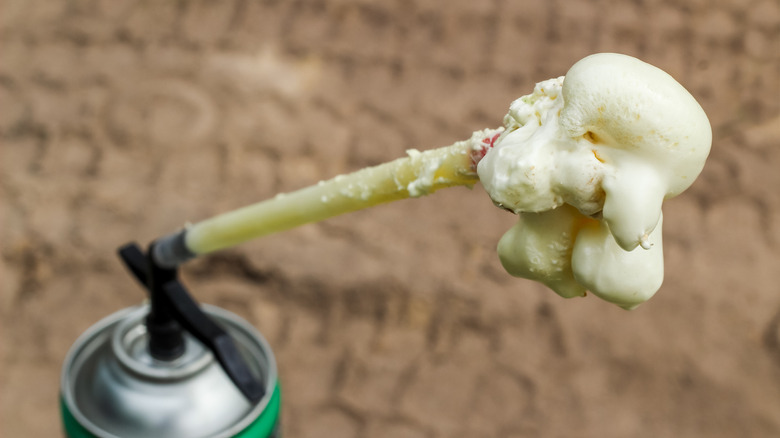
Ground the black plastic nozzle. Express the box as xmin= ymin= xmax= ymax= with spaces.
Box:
xmin=118 ymin=242 xmax=265 ymax=404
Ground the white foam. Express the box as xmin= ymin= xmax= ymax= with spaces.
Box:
xmin=479 ymin=53 xmax=711 ymax=309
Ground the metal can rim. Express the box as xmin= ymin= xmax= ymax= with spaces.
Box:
xmin=60 ymin=304 xmax=279 ymax=438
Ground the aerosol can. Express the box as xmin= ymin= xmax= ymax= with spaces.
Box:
xmin=60 ymin=242 xmax=281 ymax=437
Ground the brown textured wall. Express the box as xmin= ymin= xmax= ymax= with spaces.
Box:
xmin=2 ymin=0 xmax=779 ymax=436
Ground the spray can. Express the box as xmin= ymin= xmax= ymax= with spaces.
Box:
xmin=60 ymin=243 xmax=281 ymax=437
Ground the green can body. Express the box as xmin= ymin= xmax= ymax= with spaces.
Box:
xmin=60 ymin=383 xmax=281 ymax=438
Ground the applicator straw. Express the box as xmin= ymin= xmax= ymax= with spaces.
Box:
xmin=152 ymin=129 xmax=502 ymax=268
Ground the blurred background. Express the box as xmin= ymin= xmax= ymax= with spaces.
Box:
xmin=1 ymin=0 xmax=779 ymax=436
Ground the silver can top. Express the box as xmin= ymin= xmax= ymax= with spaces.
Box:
xmin=61 ymin=304 xmax=277 ymax=438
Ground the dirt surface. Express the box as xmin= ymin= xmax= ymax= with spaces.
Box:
xmin=2 ymin=0 xmax=780 ymax=436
